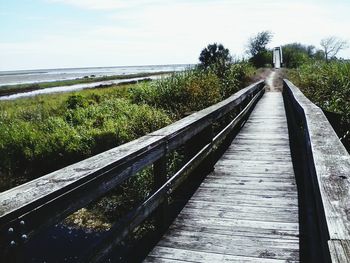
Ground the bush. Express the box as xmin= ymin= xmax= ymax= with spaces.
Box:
xmin=131 ymin=69 xmax=221 ymax=117
xmin=131 ymin=63 xmax=254 ymax=118
xmin=289 ymin=61 xmax=350 ymax=118
xmin=0 ymin=62 xmax=254 ymax=229
xmin=0 ymin=96 xmax=171 ymax=190
xmin=289 ymin=61 xmax=350 ymax=150
xmin=199 ymin=43 xmax=231 ymax=77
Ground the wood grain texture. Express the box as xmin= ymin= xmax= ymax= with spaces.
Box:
xmin=328 ymin=240 xmax=350 ymax=263
xmin=145 ymin=92 xmax=300 ymax=262
xmin=0 ymin=82 xmax=264 ymax=242
xmin=284 ymin=79 xmax=350 ymax=261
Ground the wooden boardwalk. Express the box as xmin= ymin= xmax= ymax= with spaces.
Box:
xmin=145 ymin=92 xmax=300 ymax=262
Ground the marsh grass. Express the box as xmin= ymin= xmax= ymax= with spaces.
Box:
xmin=288 ymin=61 xmax=350 ymax=149
xmin=0 ymin=84 xmax=171 ymax=190
xmin=289 ymin=61 xmax=350 ymax=119
xmin=0 ymin=63 xmax=254 ymax=233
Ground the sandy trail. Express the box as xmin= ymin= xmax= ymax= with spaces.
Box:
xmin=265 ymin=69 xmax=284 ymax=92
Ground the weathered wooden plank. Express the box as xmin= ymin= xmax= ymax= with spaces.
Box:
xmin=145 ymin=246 xmax=290 ymax=263
xmin=328 ymin=240 xmax=350 ymax=263
xmin=170 ymin=216 xmax=299 ymax=239
xmin=0 ymin=134 xmax=165 ymax=226
xmin=192 ymin=187 xmax=298 ymax=199
xmin=201 ymin=177 xmax=296 ymax=186
xmin=205 ymin=175 xmax=296 ymax=182
xmin=214 ymin=167 xmax=295 ymax=175
xmin=184 ymin=199 xmax=299 ymax=213
xmin=187 ymin=196 xmax=298 ymax=208
xmin=284 ymin=79 xmax=350 ymax=260
xmin=213 ymin=164 xmax=295 ymax=175
xmin=199 ymin=182 xmax=297 ymax=192
xmin=223 ymin=150 xmax=291 ymax=155
xmin=156 ymin=230 xmax=299 ymax=260
xmin=0 ymin=81 xmax=265 ymax=260
xmin=175 ymin=214 xmax=300 ymax=232
xmin=145 ymin=92 xmax=300 ymax=262
xmin=179 ymin=206 xmax=299 ymax=223
xmin=0 ymin=81 xmax=265 ymax=223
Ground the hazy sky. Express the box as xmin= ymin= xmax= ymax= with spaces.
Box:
xmin=1 ymin=0 xmax=349 ymax=70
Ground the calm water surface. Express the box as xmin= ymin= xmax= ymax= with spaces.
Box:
xmin=0 ymin=64 xmax=190 ymax=86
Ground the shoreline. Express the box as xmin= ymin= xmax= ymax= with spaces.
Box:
xmin=0 ymin=75 xmax=164 ymax=101
xmin=0 ymin=71 xmax=172 ymax=97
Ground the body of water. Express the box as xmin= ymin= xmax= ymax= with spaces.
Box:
xmin=0 ymin=64 xmax=190 ymax=86
xmin=0 ymin=76 xmax=164 ymax=101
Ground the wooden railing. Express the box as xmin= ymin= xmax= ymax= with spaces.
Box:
xmin=0 ymin=80 xmax=265 ymax=262
xmin=283 ymin=80 xmax=350 ymax=263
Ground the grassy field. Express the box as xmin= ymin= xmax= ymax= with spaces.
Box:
xmin=290 ymin=61 xmax=350 ymax=118
xmin=0 ymin=84 xmax=170 ymax=190
xmin=288 ymin=60 xmax=350 ymax=149
xmin=0 ymin=63 xmax=254 ymax=192
xmin=0 ymin=62 xmax=255 ymax=234
xmin=288 ymin=61 xmax=350 ymax=119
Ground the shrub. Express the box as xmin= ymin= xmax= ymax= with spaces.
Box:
xmin=131 ymin=69 xmax=221 ymax=117
xmin=131 ymin=64 xmax=254 ymax=118
xmin=199 ymin=43 xmax=231 ymax=77
xmin=289 ymin=61 xmax=350 ymax=150
xmin=289 ymin=61 xmax=350 ymax=118
xmin=0 ymin=96 xmax=171 ymax=189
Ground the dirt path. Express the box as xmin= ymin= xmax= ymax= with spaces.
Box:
xmin=249 ymin=68 xmax=286 ymax=92
xmin=264 ymin=69 xmax=285 ymax=92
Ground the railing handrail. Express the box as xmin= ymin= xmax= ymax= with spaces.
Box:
xmin=283 ymin=79 xmax=350 ymax=262
xmin=0 ymin=80 xmax=265 ymax=261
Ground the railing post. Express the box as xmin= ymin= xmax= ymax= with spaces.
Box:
xmin=203 ymin=124 xmax=214 ymax=172
xmin=185 ymin=124 xmax=214 ymax=173
xmin=153 ymin=153 xmax=168 ymax=233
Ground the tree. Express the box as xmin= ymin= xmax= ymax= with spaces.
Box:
xmin=314 ymin=49 xmax=326 ymax=61
xmin=282 ymin=43 xmax=315 ymax=68
xmin=320 ymin=36 xmax=349 ymax=62
xmin=247 ymin=31 xmax=273 ymax=56
xmin=246 ymin=31 xmax=273 ymax=67
xmin=199 ymin=43 xmax=231 ymax=76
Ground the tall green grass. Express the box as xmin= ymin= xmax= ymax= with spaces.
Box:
xmin=0 ymin=63 xmax=255 ymax=233
xmin=0 ymin=86 xmax=171 ymax=190
xmin=0 ymin=63 xmax=254 ymax=191
xmin=288 ymin=61 xmax=350 ymax=152
xmin=289 ymin=61 xmax=350 ymax=119
xmin=130 ymin=63 xmax=254 ymax=118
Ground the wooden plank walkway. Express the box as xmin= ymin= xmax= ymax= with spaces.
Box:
xmin=144 ymin=92 xmax=300 ymax=262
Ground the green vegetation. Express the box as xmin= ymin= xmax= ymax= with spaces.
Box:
xmin=0 ymin=85 xmax=171 ymax=191
xmin=199 ymin=43 xmax=231 ymax=77
xmin=0 ymin=48 xmax=254 ymax=193
xmin=282 ymin=43 xmax=319 ymax=68
xmin=0 ymin=41 xmax=256 ymax=234
xmin=246 ymin=31 xmax=273 ymax=68
xmin=0 ymin=71 xmax=170 ymax=96
xmin=131 ymin=63 xmax=253 ymax=118
xmin=288 ymin=60 xmax=350 ymax=148
xmin=289 ymin=60 xmax=350 ymax=119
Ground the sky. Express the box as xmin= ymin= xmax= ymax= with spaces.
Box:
xmin=0 ymin=0 xmax=350 ymax=71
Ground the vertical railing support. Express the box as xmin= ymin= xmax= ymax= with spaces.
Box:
xmin=153 ymin=151 xmax=168 ymax=234
xmin=203 ymin=124 xmax=214 ymax=173
xmin=184 ymin=124 xmax=214 ymax=174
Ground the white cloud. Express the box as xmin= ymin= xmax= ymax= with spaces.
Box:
xmin=46 ymin=0 xmax=161 ymax=10
xmin=2 ymin=0 xmax=350 ymax=70
xmin=47 ymin=0 xmax=125 ymax=10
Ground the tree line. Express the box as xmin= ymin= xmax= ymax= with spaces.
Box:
xmin=198 ymin=31 xmax=349 ymax=70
